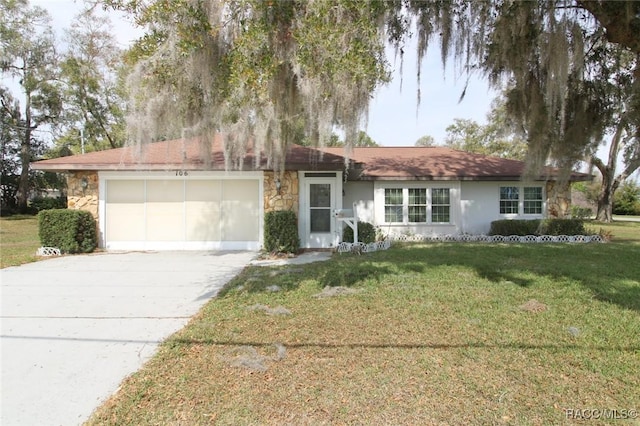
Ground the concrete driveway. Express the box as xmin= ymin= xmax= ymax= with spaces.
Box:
xmin=0 ymin=251 xmax=254 ymax=426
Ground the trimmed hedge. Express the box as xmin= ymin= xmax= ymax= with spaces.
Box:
xmin=542 ymin=218 xmax=586 ymax=236
xmin=489 ymin=219 xmax=540 ymax=236
xmin=38 ymin=209 xmax=97 ymax=254
xmin=30 ymin=196 xmax=67 ymax=213
xmin=264 ymin=210 xmax=299 ymax=254
xmin=489 ymin=218 xmax=587 ymax=236
xmin=342 ymin=221 xmax=376 ymax=244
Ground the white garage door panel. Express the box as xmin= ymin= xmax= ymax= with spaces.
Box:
xmin=106 ymin=180 xmax=145 ymax=241
xmin=222 ymin=180 xmax=259 ymax=241
xmin=186 ymin=180 xmax=221 ymax=241
xmin=104 ymin=177 xmax=260 ymax=250
xmin=146 ymin=180 xmax=185 ymax=241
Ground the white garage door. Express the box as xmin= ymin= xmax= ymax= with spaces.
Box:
xmin=104 ymin=177 xmax=260 ymax=250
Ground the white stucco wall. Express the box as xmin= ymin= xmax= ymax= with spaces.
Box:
xmin=343 ymin=179 xmax=547 ymax=237
xmin=343 ymin=181 xmax=375 ymax=223
xmin=459 ymin=181 xmax=498 ymax=235
xmin=460 ymin=181 xmax=546 ymax=235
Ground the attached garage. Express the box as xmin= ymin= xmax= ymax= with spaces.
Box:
xmin=101 ymin=172 xmax=262 ymax=250
xmin=30 ymin=138 xmax=351 ymax=251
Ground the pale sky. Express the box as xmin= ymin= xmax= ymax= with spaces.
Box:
xmin=30 ymin=0 xmax=496 ymax=148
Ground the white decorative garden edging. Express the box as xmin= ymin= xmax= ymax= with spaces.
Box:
xmin=36 ymin=247 xmax=62 ymax=256
xmin=337 ymin=239 xmax=392 ymax=254
xmin=337 ymin=233 xmax=604 ymax=253
xmin=386 ymin=234 xmax=604 ymax=244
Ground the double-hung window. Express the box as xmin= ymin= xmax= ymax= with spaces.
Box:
xmin=384 ymin=188 xmax=403 ymax=223
xmin=500 ymin=186 xmax=543 ymax=215
xmin=383 ymin=187 xmax=451 ymax=224
xmin=500 ymin=186 xmax=519 ymax=214
xmin=523 ymin=187 xmax=543 ymax=214
xmin=431 ymin=188 xmax=451 ymax=223
xmin=408 ymin=188 xmax=427 ymax=222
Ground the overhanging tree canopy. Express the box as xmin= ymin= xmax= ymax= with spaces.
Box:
xmin=102 ymin=0 xmax=640 ymax=176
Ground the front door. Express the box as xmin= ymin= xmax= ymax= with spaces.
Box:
xmin=305 ymin=180 xmax=335 ymax=248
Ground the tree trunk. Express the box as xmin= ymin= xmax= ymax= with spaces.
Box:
xmin=16 ymin=93 xmax=32 ymax=213
xmin=16 ymin=136 xmax=31 ymax=212
xmin=595 ymin=170 xmax=614 ymax=222
xmin=592 ymin=110 xmax=629 ymax=223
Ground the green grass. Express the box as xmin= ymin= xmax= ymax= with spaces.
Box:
xmin=88 ymin=223 xmax=640 ymax=426
xmin=0 ymin=215 xmax=40 ymax=268
xmin=588 ymin=219 xmax=640 ymax=242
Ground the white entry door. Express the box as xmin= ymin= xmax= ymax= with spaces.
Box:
xmin=304 ymin=180 xmax=336 ymax=248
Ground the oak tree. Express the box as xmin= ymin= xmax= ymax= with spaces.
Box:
xmin=99 ymin=0 xmax=639 ymax=183
xmin=1 ymin=0 xmax=61 ymax=212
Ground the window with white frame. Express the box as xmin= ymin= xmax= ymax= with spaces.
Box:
xmin=431 ymin=188 xmax=450 ymax=223
xmin=523 ymin=187 xmax=543 ymax=214
xmin=384 ymin=188 xmax=403 ymax=223
xmin=500 ymin=186 xmax=519 ymax=214
xmin=500 ymin=186 xmax=543 ymax=215
xmin=408 ymin=188 xmax=427 ymax=222
xmin=383 ymin=187 xmax=451 ymax=224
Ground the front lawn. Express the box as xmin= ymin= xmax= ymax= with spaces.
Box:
xmin=88 ymin=226 xmax=640 ymax=425
xmin=0 ymin=215 xmax=40 ymax=268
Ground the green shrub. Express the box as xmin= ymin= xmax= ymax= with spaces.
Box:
xmin=489 ymin=218 xmax=587 ymax=236
xmin=540 ymin=218 xmax=586 ymax=235
xmin=489 ymin=219 xmax=541 ymax=236
xmin=570 ymin=206 xmax=593 ymax=219
xmin=342 ymin=221 xmax=376 ymax=243
xmin=264 ymin=210 xmax=299 ymax=254
xmin=38 ymin=209 xmax=97 ymax=254
xmin=30 ymin=197 xmax=67 ymax=212
xmin=613 ymin=181 xmax=640 ymax=215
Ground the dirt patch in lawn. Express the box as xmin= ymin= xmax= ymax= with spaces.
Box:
xmin=519 ymin=299 xmax=548 ymax=313
xmin=221 ymin=344 xmax=287 ymax=372
xmin=313 ymin=286 xmax=363 ymax=299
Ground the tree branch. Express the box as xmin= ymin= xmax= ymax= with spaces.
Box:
xmin=577 ymin=1 xmax=640 ymax=54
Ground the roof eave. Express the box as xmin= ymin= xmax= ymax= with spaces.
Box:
xmin=31 ymin=162 xmax=348 ymax=172
xmin=354 ymin=174 xmax=594 ymax=182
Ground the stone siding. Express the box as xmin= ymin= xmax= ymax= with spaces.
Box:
xmin=264 ymin=171 xmax=298 ymax=213
xmin=67 ymin=171 xmax=99 ymax=220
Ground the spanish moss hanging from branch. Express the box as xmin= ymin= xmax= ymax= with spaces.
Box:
xmin=121 ymin=0 xmax=389 ymax=171
xmin=104 ymin=0 xmax=640 ymax=179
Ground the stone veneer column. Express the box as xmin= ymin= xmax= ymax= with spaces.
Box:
xmin=67 ymin=171 xmax=99 ymax=220
xmin=263 ymin=171 xmax=299 ymax=213
xmin=546 ymin=180 xmax=572 ymax=218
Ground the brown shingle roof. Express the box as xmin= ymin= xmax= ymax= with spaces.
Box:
xmin=324 ymin=146 xmax=591 ymax=181
xmin=33 ymin=138 xmax=591 ymax=182
xmin=32 ymin=137 xmax=348 ymax=172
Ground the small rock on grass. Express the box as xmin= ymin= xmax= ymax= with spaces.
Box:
xmin=567 ymin=326 xmax=580 ymax=337
xmin=246 ymin=303 xmax=291 ymax=315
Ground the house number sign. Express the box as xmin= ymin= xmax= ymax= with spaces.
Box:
xmin=175 ymin=170 xmax=189 ymax=176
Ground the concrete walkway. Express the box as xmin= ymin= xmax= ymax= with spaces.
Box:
xmin=0 ymin=251 xmax=255 ymax=426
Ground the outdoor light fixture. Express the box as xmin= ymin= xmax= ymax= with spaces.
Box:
xmin=275 ymin=177 xmax=282 ymax=194
xmin=81 ymin=177 xmax=89 ymax=190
